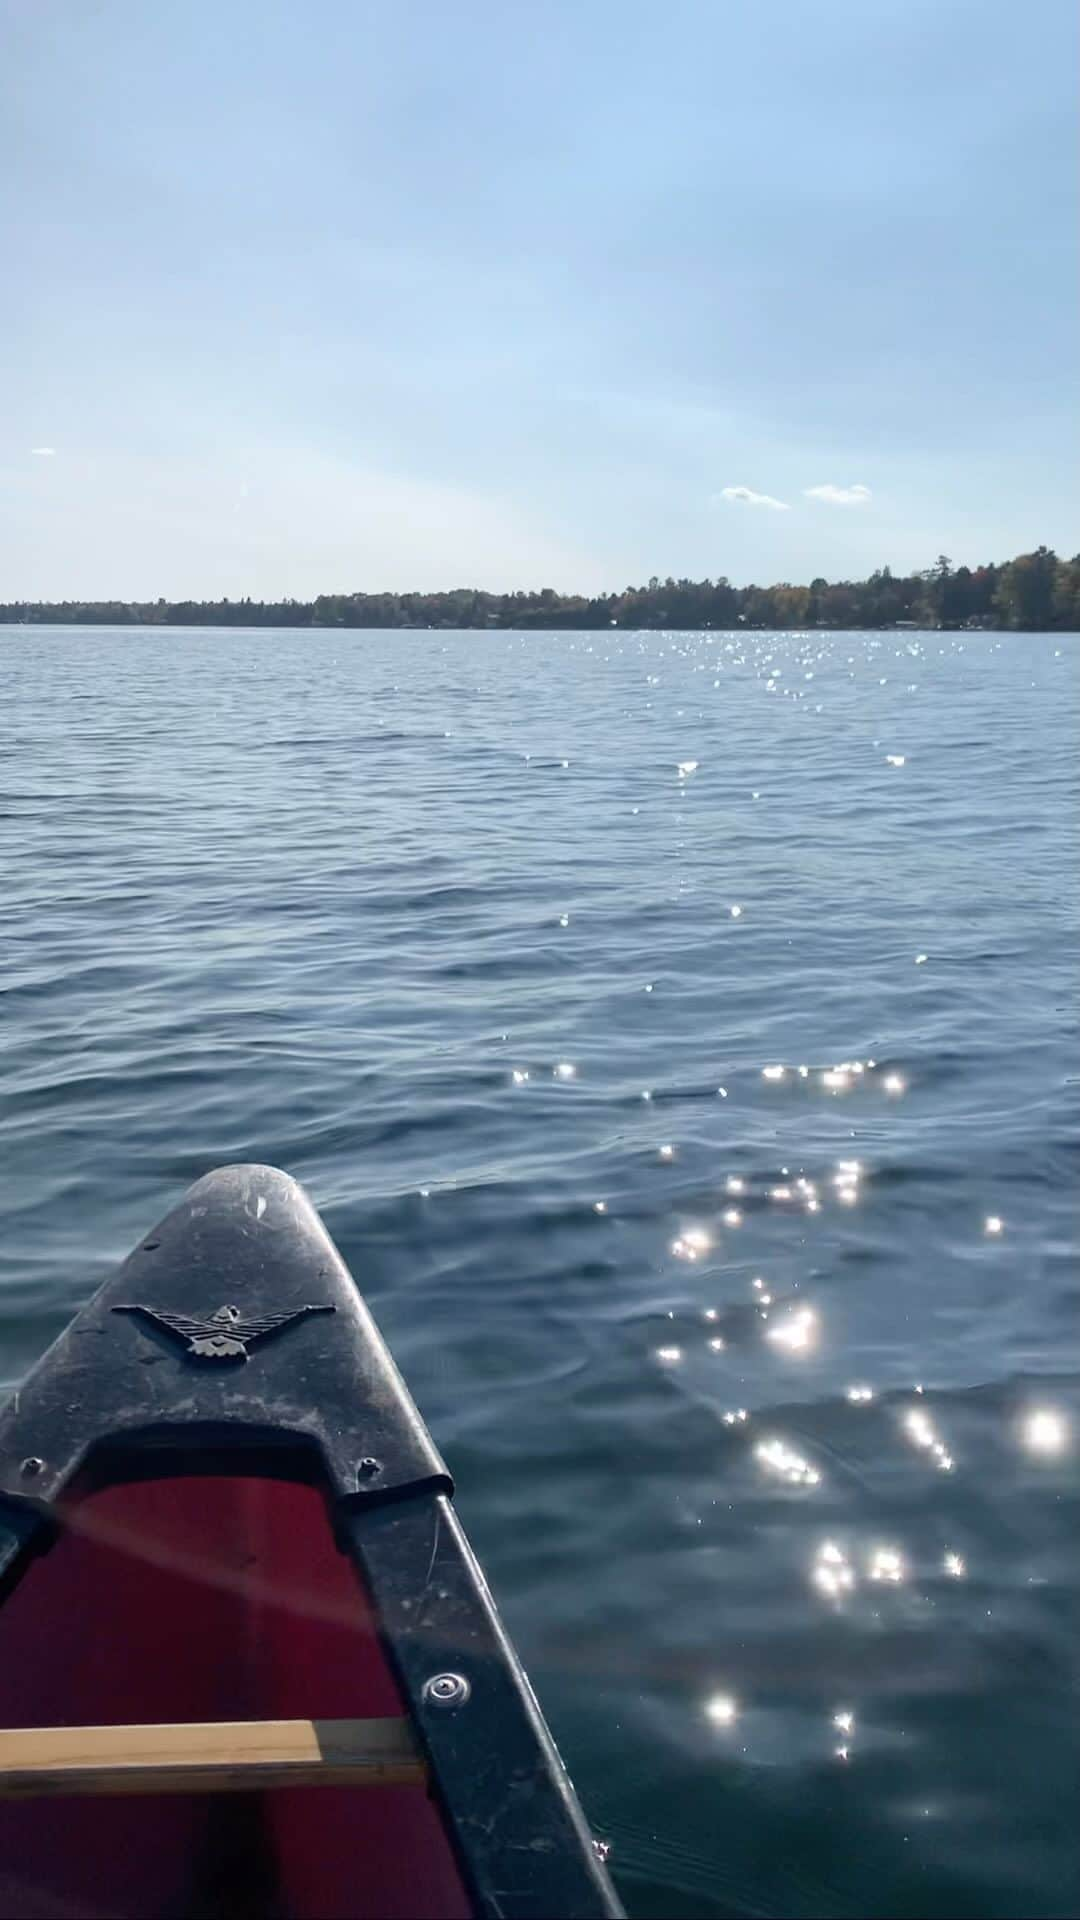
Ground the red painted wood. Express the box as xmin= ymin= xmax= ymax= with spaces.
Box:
xmin=0 ymin=1476 xmax=471 ymax=1919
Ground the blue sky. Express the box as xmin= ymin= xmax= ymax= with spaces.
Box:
xmin=2 ymin=0 xmax=1077 ymax=598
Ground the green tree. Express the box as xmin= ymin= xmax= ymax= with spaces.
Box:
xmin=994 ymin=547 xmax=1058 ymax=629
xmin=1052 ymin=555 xmax=1080 ymax=629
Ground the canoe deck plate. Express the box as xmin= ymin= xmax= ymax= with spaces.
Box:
xmin=0 ymin=1164 xmax=451 ymax=1514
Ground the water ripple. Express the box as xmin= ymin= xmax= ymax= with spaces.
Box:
xmin=1 ymin=624 xmax=1077 ymax=1919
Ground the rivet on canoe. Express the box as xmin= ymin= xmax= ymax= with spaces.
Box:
xmin=20 ymin=1457 xmax=44 ymax=1477
xmin=422 ymin=1672 xmax=471 ymax=1709
xmin=357 ymin=1456 xmax=382 ymax=1480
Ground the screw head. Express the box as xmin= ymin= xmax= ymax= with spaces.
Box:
xmin=422 ymin=1671 xmax=470 ymax=1709
xmin=357 ymin=1457 xmax=382 ymax=1480
xmin=20 ymin=1457 xmax=44 ymax=1477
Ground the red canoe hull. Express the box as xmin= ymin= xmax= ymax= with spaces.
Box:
xmin=0 ymin=1472 xmax=470 ymax=1919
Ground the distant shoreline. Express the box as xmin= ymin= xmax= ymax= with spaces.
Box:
xmin=1 ymin=546 xmax=1075 ymax=632
xmin=0 ymin=618 xmax=1023 ymax=633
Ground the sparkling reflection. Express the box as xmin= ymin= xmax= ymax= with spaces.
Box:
xmin=704 ymin=1693 xmax=737 ymax=1727
xmin=1022 ymin=1408 xmax=1069 ymax=1456
xmin=655 ymin=1346 xmax=682 ymax=1366
xmin=767 ymin=1305 xmax=818 ymax=1353
xmin=943 ymin=1552 xmax=966 ymax=1578
xmin=554 ymin=1062 xmax=576 ymax=1080
xmin=672 ymin=1226 xmax=711 ymax=1261
xmin=902 ymin=1404 xmax=954 ymax=1472
xmin=813 ymin=1540 xmax=856 ymax=1598
xmin=903 ymin=1406 xmax=935 ymax=1448
xmin=754 ymin=1437 xmax=821 ymax=1487
xmin=869 ymin=1545 xmax=906 ymax=1583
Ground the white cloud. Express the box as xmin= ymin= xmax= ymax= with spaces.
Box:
xmin=719 ymin=485 xmax=789 ymax=512
xmin=31 ymin=447 xmax=56 ymax=457
xmin=804 ymin=483 xmax=872 ymax=506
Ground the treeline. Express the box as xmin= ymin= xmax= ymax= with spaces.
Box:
xmin=2 ymin=547 xmax=1077 ymax=632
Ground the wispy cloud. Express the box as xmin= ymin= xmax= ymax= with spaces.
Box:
xmin=804 ymin=483 xmax=872 ymax=506
xmin=719 ymin=485 xmax=789 ymax=512
xmin=31 ymin=447 xmax=56 ymax=457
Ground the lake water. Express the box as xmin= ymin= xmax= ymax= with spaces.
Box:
xmin=1 ymin=625 xmax=1077 ymax=1918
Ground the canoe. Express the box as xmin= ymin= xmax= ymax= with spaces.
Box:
xmin=0 ymin=1165 xmax=622 ymax=1919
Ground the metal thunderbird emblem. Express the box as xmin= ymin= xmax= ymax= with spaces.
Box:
xmin=112 ymin=1301 xmax=335 ymax=1361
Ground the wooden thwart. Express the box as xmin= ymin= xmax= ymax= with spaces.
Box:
xmin=0 ymin=1717 xmax=426 ymax=1798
